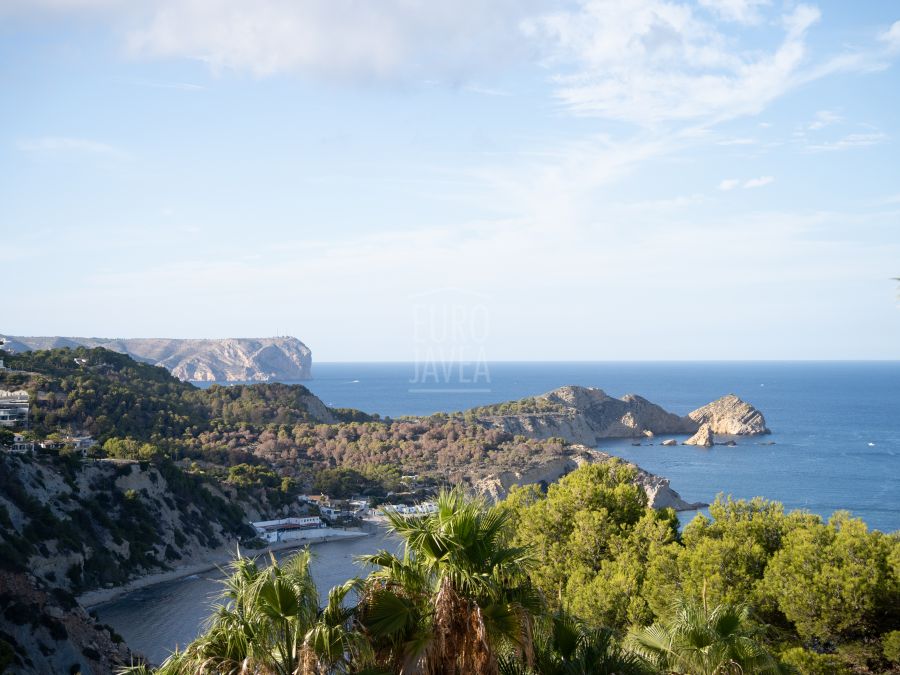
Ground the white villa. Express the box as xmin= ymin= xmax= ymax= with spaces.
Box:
xmin=378 ymin=502 xmax=439 ymax=518
xmin=0 ymin=390 xmax=29 ymax=428
xmin=7 ymin=433 xmax=34 ymax=453
xmin=251 ymin=517 xmax=325 ymax=543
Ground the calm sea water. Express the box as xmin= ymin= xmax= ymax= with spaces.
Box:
xmin=96 ymin=530 xmax=401 ymax=664
xmin=100 ymin=361 xmax=900 ymax=661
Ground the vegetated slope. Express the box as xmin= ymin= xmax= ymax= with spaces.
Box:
xmin=3 ymin=335 xmax=313 ymax=382
xmin=1 ymin=346 xmax=342 ymax=443
xmin=0 ymin=453 xmax=266 ymax=595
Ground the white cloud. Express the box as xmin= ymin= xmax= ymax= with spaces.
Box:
xmin=524 ymin=2 xmax=828 ymax=125
xmin=743 ymin=175 xmax=774 ymax=188
xmin=716 ymin=138 xmax=757 ymax=146
xmin=880 ymin=20 xmax=900 ymax=53
xmin=123 ymin=0 xmax=540 ymax=80
xmin=17 ymin=136 xmax=127 ymax=158
xmin=806 ymin=132 xmax=888 ymax=152
xmin=718 ymin=178 xmax=740 ymax=190
xmin=698 ymin=0 xmax=771 ymax=24
xmin=807 ymin=109 xmax=842 ymax=131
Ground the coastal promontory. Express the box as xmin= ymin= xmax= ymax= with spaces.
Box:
xmin=2 ymin=335 xmax=312 ymax=382
xmin=468 ymin=385 xmax=769 ymax=445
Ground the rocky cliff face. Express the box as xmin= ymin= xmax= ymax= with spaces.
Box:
xmin=473 ymin=386 xmax=767 ymax=445
xmin=473 ymin=386 xmax=768 ymax=445
xmin=0 ymin=571 xmax=134 ymax=675
xmin=472 ymin=445 xmax=705 ymax=511
xmin=2 ymin=336 xmax=312 ymax=382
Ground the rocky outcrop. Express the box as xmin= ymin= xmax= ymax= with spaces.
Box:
xmin=2 ymin=335 xmax=312 ymax=382
xmin=472 ymin=445 xmax=706 ymax=511
xmin=475 ymin=386 xmax=696 ymax=445
xmin=0 ymin=571 xmax=135 ymax=674
xmin=688 ymin=394 xmax=769 ymax=435
xmin=471 ymin=386 xmax=769 ymax=445
xmin=473 ymin=455 xmax=586 ymax=502
xmin=684 ymin=424 xmax=714 ymax=447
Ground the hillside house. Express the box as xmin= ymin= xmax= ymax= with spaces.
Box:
xmin=251 ymin=517 xmax=325 ymax=543
xmin=0 ymin=390 xmax=29 ymax=428
xmin=7 ymin=433 xmax=34 ymax=453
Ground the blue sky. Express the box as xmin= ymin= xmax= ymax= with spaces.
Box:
xmin=2 ymin=0 xmax=899 ymax=361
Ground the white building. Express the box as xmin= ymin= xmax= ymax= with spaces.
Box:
xmin=0 ymin=390 xmax=29 ymax=428
xmin=320 ymin=501 xmax=367 ymax=522
xmin=65 ymin=435 xmax=97 ymax=452
xmin=379 ymin=502 xmax=439 ymax=518
xmin=7 ymin=433 xmax=34 ymax=453
xmin=38 ymin=434 xmax=97 ymax=456
xmin=251 ymin=517 xmax=325 ymax=543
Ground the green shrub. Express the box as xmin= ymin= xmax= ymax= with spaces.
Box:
xmin=883 ymin=630 xmax=900 ymax=664
xmin=780 ymin=647 xmax=851 ymax=674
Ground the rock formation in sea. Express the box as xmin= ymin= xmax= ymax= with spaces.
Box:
xmin=688 ymin=393 xmax=769 ymax=435
xmin=684 ymin=423 xmax=714 ymax=447
xmin=471 ymin=385 xmax=769 ymax=445
xmin=2 ymin=335 xmax=312 ymax=382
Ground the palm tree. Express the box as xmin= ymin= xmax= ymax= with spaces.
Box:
xmin=626 ymin=596 xmax=781 ymax=675
xmin=119 ymin=548 xmax=371 ymax=675
xmin=304 ymin=579 xmax=374 ymax=674
xmin=499 ymin=610 xmax=651 ymax=675
xmin=357 ymin=489 xmax=542 ymax=675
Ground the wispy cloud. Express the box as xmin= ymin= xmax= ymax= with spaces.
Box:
xmin=880 ymin=20 xmax=900 ymax=53
xmin=463 ymin=85 xmax=513 ymax=97
xmin=718 ymin=178 xmax=741 ymax=191
xmin=719 ymin=176 xmax=774 ymax=190
xmin=17 ymin=136 xmax=128 ymax=159
xmin=123 ymin=0 xmax=542 ymax=81
xmin=524 ymin=3 xmax=828 ymax=126
xmin=697 ymin=0 xmax=771 ymax=25
xmin=807 ymin=110 xmax=842 ymax=131
xmin=744 ymin=175 xmax=774 ymax=189
xmin=122 ymin=78 xmax=206 ymax=91
xmin=716 ymin=138 xmax=757 ymax=146
xmin=805 ymin=132 xmax=888 ymax=152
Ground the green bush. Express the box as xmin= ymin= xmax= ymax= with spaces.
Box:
xmin=883 ymin=630 xmax=900 ymax=664
xmin=779 ymin=647 xmax=851 ymax=674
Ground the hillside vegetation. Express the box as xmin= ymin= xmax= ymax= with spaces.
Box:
xmin=2 ymin=347 xmax=572 ymax=490
xmin=125 ymin=472 xmax=900 ymax=675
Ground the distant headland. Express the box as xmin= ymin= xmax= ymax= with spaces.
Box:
xmin=1 ymin=335 xmax=312 ymax=382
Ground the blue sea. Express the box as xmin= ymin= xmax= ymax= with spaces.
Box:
xmin=302 ymin=361 xmax=900 ymax=533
